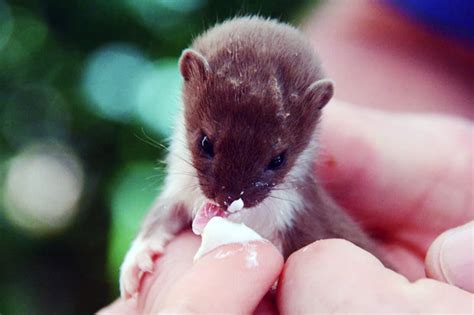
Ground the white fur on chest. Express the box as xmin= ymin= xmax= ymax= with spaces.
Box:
xmin=160 ymin=112 xmax=318 ymax=245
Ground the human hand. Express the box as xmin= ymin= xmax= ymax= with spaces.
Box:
xmin=278 ymin=237 xmax=473 ymax=313
xmin=316 ymin=100 xmax=473 ymax=280
xmin=99 ymin=231 xmax=283 ymax=314
xmin=100 ymin=100 xmax=473 ymax=313
xmin=274 ymin=100 xmax=472 ymax=313
xmin=304 ymin=1 xmax=474 ymax=118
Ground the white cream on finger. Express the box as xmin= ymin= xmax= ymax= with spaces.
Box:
xmin=193 ymin=217 xmax=264 ymax=261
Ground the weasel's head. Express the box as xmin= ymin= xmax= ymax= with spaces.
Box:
xmin=179 ymin=49 xmax=333 ymax=210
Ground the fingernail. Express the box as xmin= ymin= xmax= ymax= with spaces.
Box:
xmin=193 ymin=216 xmax=264 ymax=261
xmin=440 ymin=223 xmax=474 ymax=292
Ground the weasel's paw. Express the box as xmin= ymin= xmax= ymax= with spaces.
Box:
xmin=119 ymin=239 xmax=164 ymax=299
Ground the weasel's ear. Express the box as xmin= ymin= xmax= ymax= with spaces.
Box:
xmin=179 ymin=49 xmax=210 ymax=82
xmin=303 ymin=79 xmax=334 ymax=110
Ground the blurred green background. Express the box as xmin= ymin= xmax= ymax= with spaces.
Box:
xmin=0 ymin=1 xmax=317 ymax=313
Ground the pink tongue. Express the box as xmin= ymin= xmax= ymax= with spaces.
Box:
xmin=192 ymin=202 xmax=228 ymax=235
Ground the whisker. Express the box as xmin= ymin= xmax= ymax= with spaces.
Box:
xmin=268 ymin=195 xmax=298 ymax=207
xmin=136 ymin=128 xmax=205 ymax=173
xmin=142 ymin=178 xmax=164 ymax=193
xmin=138 ymin=128 xmax=169 ymax=151
xmin=145 ymin=173 xmax=166 ymax=181
xmin=134 ymin=134 xmax=166 ymax=152
xmin=166 ymin=172 xmax=199 ymax=179
xmin=136 ymin=129 xmax=199 ymax=170
xmin=271 ymin=182 xmax=298 ymax=191
xmin=261 ymin=199 xmax=279 ymax=225
xmin=155 ymin=160 xmax=167 ymax=167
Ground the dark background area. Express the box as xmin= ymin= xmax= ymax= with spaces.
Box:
xmin=0 ymin=0 xmax=317 ymax=313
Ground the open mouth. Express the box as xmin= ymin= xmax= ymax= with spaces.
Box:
xmin=192 ymin=198 xmax=245 ymax=235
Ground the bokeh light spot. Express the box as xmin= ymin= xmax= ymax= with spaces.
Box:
xmin=82 ymin=43 xmax=153 ymax=122
xmin=82 ymin=44 xmax=182 ymax=137
xmin=124 ymin=0 xmax=205 ymax=32
xmin=136 ymin=59 xmax=182 ymax=137
xmin=3 ymin=142 xmax=84 ymax=237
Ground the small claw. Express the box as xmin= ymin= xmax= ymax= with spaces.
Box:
xmin=149 ymin=242 xmax=165 ymax=253
xmin=124 ymin=280 xmax=139 ymax=300
xmin=137 ymin=252 xmax=154 ymax=273
xmin=119 ymin=239 xmax=166 ymax=299
xmin=120 ymin=261 xmax=141 ymax=299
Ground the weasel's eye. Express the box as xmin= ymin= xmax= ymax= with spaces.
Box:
xmin=199 ymin=135 xmax=214 ymax=158
xmin=267 ymin=152 xmax=285 ymax=171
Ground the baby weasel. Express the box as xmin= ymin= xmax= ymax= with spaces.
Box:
xmin=120 ymin=16 xmax=383 ymax=298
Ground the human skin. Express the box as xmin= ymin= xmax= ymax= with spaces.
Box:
xmin=100 ymin=3 xmax=474 ymax=312
xmin=316 ymin=100 xmax=473 ymax=281
xmin=278 ymin=237 xmax=472 ymax=313
xmin=99 ymin=101 xmax=473 ymax=314
xmin=303 ymin=0 xmax=474 ymax=119
xmin=100 ymin=234 xmax=283 ymax=314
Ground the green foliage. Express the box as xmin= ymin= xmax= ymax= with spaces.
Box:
xmin=0 ymin=0 xmax=315 ymax=313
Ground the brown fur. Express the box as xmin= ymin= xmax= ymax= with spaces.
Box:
xmin=279 ymin=174 xmax=382 ymax=260
xmin=179 ymin=16 xmax=385 ymax=263
xmin=181 ymin=17 xmax=332 ymax=208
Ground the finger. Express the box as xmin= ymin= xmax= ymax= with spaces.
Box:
xmin=141 ymin=240 xmax=283 ymax=314
xmin=100 ymin=232 xmax=200 ymax=314
xmin=316 ymin=101 xmax=473 ymax=239
xmin=278 ymin=239 xmax=473 ymax=314
xmin=121 ymin=260 xmax=141 ymax=299
xmin=97 ymin=299 xmax=139 ymax=315
xmin=138 ymin=231 xmax=201 ymax=309
xmin=426 ymin=221 xmax=474 ymax=292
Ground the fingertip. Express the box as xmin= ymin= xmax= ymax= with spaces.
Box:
xmin=137 ymin=231 xmax=201 ymax=311
xmin=153 ymin=240 xmax=283 ymax=314
xmin=278 ymin=239 xmax=403 ymax=314
xmin=280 ymin=238 xmax=382 ymax=294
xmin=288 ymin=238 xmax=384 ymax=269
xmin=195 ymin=239 xmax=284 ymax=276
xmin=425 ymin=229 xmax=447 ymax=281
xmin=425 ymin=221 xmax=474 ymax=292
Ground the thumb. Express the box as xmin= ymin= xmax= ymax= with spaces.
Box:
xmin=278 ymin=239 xmax=472 ymax=314
xmin=142 ymin=241 xmax=282 ymax=314
xmin=425 ymin=221 xmax=474 ymax=292
xmin=139 ymin=220 xmax=283 ymax=314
